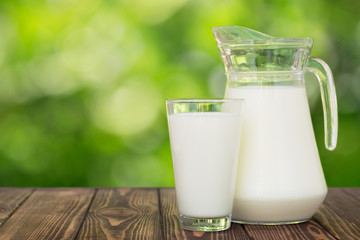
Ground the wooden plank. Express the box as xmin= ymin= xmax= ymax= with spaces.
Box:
xmin=243 ymin=219 xmax=336 ymax=240
xmin=76 ymin=188 xmax=162 ymax=240
xmin=313 ymin=188 xmax=360 ymax=239
xmin=0 ymin=188 xmax=33 ymax=226
xmin=159 ymin=188 xmax=250 ymax=240
xmin=0 ymin=188 xmax=95 ymax=240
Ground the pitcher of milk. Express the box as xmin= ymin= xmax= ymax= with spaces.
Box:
xmin=213 ymin=26 xmax=337 ymax=224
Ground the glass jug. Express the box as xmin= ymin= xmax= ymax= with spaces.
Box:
xmin=213 ymin=26 xmax=338 ymax=224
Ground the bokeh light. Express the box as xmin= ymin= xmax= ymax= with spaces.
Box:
xmin=0 ymin=0 xmax=359 ymax=187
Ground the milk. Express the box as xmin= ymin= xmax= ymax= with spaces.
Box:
xmin=225 ymin=86 xmax=327 ymax=223
xmin=168 ymin=112 xmax=242 ymax=218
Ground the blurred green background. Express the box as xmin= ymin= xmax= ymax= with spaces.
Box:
xmin=0 ymin=0 xmax=359 ymax=187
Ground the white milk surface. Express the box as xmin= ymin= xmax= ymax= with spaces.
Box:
xmin=226 ymin=86 xmax=327 ymax=222
xmin=168 ymin=112 xmax=242 ymax=218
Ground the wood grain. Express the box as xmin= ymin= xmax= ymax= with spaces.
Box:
xmin=0 ymin=188 xmax=95 ymax=240
xmin=0 ymin=188 xmax=33 ymax=225
xmin=244 ymin=219 xmax=336 ymax=240
xmin=159 ymin=188 xmax=250 ymax=240
xmin=76 ymin=188 xmax=161 ymax=240
xmin=0 ymin=188 xmax=359 ymax=239
xmin=313 ymin=188 xmax=360 ymax=239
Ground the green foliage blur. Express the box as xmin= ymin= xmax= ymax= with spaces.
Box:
xmin=0 ymin=0 xmax=359 ymax=187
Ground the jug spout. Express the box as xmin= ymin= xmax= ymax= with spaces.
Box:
xmin=212 ymin=26 xmax=313 ymax=74
xmin=212 ymin=25 xmax=272 ymax=44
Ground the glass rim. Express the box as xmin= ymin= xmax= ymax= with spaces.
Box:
xmin=165 ymin=98 xmax=245 ymax=104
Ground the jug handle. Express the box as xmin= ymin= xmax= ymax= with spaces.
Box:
xmin=306 ymin=57 xmax=338 ymax=151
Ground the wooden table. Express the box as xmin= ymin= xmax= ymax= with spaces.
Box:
xmin=0 ymin=188 xmax=359 ymax=239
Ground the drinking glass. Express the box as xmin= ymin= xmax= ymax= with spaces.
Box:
xmin=166 ymin=99 xmax=244 ymax=231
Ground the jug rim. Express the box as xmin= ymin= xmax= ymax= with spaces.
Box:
xmin=213 ymin=25 xmax=313 ymax=48
xmin=221 ymin=39 xmax=313 ymax=48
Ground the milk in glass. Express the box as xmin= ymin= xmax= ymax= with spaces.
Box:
xmin=168 ymin=112 xmax=242 ymax=218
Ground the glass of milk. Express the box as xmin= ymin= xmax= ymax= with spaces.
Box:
xmin=166 ymin=99 xmax=244 ymax=231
